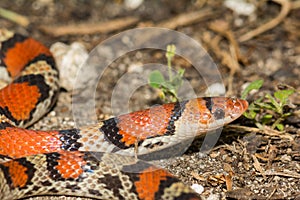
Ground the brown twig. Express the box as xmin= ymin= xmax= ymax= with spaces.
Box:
xmin=238 ymin=0 xmax=291 ymax=42
xmin=156 ymin=8 xmax=214 ymax=29
xmin=225 ymin=125 xmax=294 ymax=141
xmin=210 ymin=20 xmax=248 ymax=65
xmin=252 ymin=154 xmax=267 ymax=179
xmin=264 ymin=169 xmax=300 ymax=179
xmin=208 ymin=20 xmax=247 ymax=95
xmin=39 ymin=17 xmax=139 ymax=36
xmin=202 ymin=33 xmax=236 ymax=95
xmin=266 ymin=187 xmax=278 ymax=200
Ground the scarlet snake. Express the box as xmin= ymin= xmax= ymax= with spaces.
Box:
xmin=0 ymin=29 xmax=248 ymax=199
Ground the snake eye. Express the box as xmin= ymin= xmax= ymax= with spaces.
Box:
xmin=213 ymin=108 xmax=225 ymax=120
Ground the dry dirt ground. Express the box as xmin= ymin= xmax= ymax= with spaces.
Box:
xmin=0 ymin=0 xmax=299 ymax=199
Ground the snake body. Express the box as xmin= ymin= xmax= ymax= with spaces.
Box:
xmin=0 ymin=29 xmax=248 ymax=199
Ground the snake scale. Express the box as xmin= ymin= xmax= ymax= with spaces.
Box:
xmin=0 ymin=29 xmax=248 ymax=199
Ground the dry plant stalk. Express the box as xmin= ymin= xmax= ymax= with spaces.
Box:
xmin=252 ymin=154 xmax=267 ymax=179
xmin=0 ymin=7 xmax=29 ymax=27
xmin=40 ymin=17 xmax=139 ymax=36
xmin=239 ymin=0 xmax=291 ymax=42
xmin=157 ymin=8 xmax=214 ymax=29
xmin=207 ymin=20 xmax=248 ymax=95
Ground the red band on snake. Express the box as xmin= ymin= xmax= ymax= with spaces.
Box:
xmin=0 ymin=29 xmax=248 ymax=200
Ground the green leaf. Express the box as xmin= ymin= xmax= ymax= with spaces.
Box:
xmin=255 ymin=102 xmax=275 ymax=111
xmin=275 ymin=123 xmax=284 ymax=131
xmin=241 ymin=79 xmax=264 ymax=99
xmin=172 ymin=76 xmax=182 ymax=88
xmin=243 ymin=110 xmax=257 ymax=119
xmin=158 ymin=90 xmax=165 ymax=100
xmin=148 ymin=44 xmax=184 ymax=102
xmin=282 ymin=112 xmax=292 ymax=118
xmin=161 ymin=81 xmax=174 ymax=91
xmin=265 ymin=93 xmax=281 ymax=112
xmin=261 ymin=114 xmax=273 ymax=125
xmin=263 ymin=114 xmax=273 ymax=119
xmin=274 ymin=89 xmax=294 ymax=105
xmin=177 ymin=68 xmax=185 ymax=76
xmin=160 ymin=85 xmax=179 ymax=102
xmin=149 ymin=70 xmax=165 ymax=88
xmin=243 ymin=102 xmax=260 ymax=119
xmin=171 ymin=68 xmax=185 ymax=89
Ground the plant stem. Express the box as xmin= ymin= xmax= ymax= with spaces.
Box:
xmin=168 ymin=58 xmax=172 ymax=81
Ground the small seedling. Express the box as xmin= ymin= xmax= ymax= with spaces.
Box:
xmin=148 ymin=44 xmax=185 ymax=102
xmin=242 ymin=80 xmax=295 ymax=131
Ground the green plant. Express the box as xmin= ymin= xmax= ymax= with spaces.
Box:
xmin=148 ymin=44 xmax=185 ymax=102
xmin=242 ymin=80 xmax=295 ymax=131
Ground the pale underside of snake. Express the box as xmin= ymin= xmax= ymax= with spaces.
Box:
xmin=0 ymin=29 xmax=248 ymax=200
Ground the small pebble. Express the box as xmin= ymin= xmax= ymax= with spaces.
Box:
xmin=191 ymin=184 xmax=204 ymax=194
xmin=224 ymin=0 xmax=256 ymax=16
